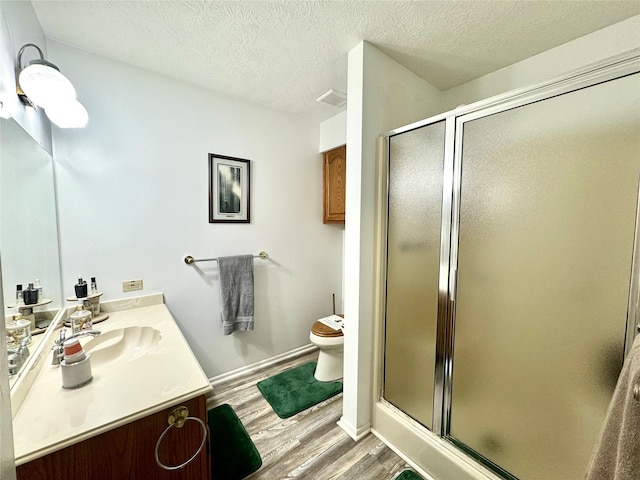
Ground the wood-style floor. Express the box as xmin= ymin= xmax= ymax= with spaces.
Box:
xmin=208 ymin=349 xmax=416 ymax=480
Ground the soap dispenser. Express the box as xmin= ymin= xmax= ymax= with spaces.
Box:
xmin=22 ymin=283 xmax=38 ymax=305
xmin=74 ymin=275 xmax=88 ymax=298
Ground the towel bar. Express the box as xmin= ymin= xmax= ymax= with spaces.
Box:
xmin=184 ymin=251 xmax=268 ymax=265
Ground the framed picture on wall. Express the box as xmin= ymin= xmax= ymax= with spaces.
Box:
xmin=208 ymin=153 xmax=251 ymax=223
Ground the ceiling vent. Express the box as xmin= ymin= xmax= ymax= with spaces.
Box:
xmin=316 ymin=89 xmax=347 ymax=107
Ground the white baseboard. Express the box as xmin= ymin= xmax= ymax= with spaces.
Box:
xmin=372 ymin=401 xmax=501 ymax=480
xmin=337 ymin=416 xmax=371 ymax=441
xmin=208 ymin=343 xmax=317 ymax=389
xmin=371 ymin=428 xmax=437 ymax=480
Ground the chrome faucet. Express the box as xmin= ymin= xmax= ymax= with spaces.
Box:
xmin=8 ymin=338 xmax=30 ymax=375
xmin=66 ymin=329 xmax=101 ymax=342
xmin=51 ymin=328 xmax=101 ymax=365
xmin=51 ymin=328 xmax=65 ymax=365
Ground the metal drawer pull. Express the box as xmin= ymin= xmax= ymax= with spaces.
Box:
xmin=633 ymin=383 xmax=640 ymax=402
xmin=155 ymin=406 xmax=207 ymax=471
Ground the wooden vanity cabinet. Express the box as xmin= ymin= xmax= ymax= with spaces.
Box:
xmin=16 ymin=394 xmax=210 ymax=480
xmin=323 ymin=145 xmax=346 ymax=224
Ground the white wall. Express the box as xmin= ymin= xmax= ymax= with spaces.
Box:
xmin=319 ymin=111 xmax=347 ymax=153
xmin=48 ymin=42 xmax=343 ymax=378
xmin=441 ymin=15 xmax=640 ymax=111
xmin=340 ymin=41 xmax=443 ymax=440
xmin=0 ymin=1 xmax=51 ymax=151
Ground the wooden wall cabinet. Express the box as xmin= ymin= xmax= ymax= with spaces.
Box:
xmin=17 ymin=395 xmax=210 ymax=480
xmin=323 ymin=145 xmax=346 ymax=224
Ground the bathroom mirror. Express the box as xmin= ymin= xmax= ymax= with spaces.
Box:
xmin=1 ymin=118 xmax=63 ymax=388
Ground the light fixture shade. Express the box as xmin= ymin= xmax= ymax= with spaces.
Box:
xmin=18 ymin=61 xmax=76 ymax=109
xmin=45 ymin=99 xmax=88 ymax=128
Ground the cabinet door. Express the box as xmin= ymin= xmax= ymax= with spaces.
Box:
xmin=323 ymin=145 xmax=346 ymax=223
xmin=16 ymin=395 xmax=210 ymax=480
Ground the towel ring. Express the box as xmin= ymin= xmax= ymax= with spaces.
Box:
xmin=154 ymin=406 xmax=207 ymax=471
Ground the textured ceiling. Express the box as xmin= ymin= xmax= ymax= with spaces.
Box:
xmin=30 ymin=0 xmax=640 ymax=124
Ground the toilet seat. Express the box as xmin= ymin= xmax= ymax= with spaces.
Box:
xmin=311 ymin=321 xmax=343 ymax=338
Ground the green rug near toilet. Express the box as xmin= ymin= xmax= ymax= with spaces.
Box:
xmin=257 ymin=362 xmax=343 ymax=418
xmin=396 ymin=470 xmax=425 ymax=480
xmin=208 ymin=403 xmax=262 ymax=480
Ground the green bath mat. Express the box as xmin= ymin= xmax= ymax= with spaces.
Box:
xmin=396 ymin=470 xmax=425 ymax=480
xmin=256 ymin=362 xmax=343 ymax=418
xmin=208 ymin=404 xmax=262 ymax=480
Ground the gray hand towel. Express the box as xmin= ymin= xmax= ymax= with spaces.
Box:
xmin=585 ymin=334 xmax=640 ymax=480
xmin=217 ymin=255 xmax=254 ymax=335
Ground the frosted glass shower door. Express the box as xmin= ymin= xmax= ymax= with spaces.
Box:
xmin=384 ymin=121 xmax=446 ymax=429
xmin=450 ymin=73 xmax=640 ymax=479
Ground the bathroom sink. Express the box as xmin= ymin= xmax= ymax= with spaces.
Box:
xmin=83 ymin=326 xmax=162 ymax=367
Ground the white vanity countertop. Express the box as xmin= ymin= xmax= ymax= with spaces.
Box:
xmin=12 ymin=294 xmax=212 ymax=466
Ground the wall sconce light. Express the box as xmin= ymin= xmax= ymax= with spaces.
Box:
xmin=16 ymin=43 xmax=88 ymax=128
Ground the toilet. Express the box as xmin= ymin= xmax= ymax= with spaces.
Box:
xmin=309 ymin=320 xmax=344 ymax=382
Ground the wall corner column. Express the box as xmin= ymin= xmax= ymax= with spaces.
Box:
xmin=340 ymin=41 xmax=373 ymax=440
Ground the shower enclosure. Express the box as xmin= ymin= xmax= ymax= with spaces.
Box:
xmin=378 ymin=52 xmax=640 ymax=480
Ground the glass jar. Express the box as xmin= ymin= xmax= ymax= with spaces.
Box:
xmin=69 ymin=305 xmax=92 ymax=334
xmin=6 ymin=318 xmax=32 ymax=347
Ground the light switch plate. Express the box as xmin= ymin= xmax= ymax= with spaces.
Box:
xmin=122 ymin=279 xmax=143 ymax=292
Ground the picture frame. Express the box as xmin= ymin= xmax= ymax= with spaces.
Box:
xmin=208 ymin=153 xmax=251 ymax=223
